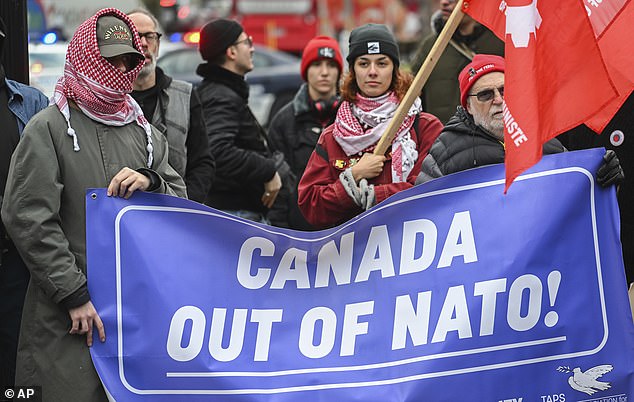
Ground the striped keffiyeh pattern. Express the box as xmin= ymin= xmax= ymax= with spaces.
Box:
xmin=51 ymin=7 xmax=154 ymax=167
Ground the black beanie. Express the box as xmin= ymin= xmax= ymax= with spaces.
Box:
xmin=199 ymin=18 xmax=243 ymax=61
xmin=346 ymin=23 xmax=400 ymax=68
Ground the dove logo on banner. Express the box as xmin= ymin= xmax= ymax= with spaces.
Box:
xmin=87 ymin=149 xmax=634 ymax=401
xmin=557 ymin=364 xmax=614 ymax=395
xmin=503 ymin=0 xmax=543 ymax=48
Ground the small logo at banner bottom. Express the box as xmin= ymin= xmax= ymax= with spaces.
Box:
xmin=557 ymin=364 xmax=614 ymax=395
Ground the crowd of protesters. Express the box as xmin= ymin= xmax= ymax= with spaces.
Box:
xmin=0 ymin=5 xmax=632 ymax=401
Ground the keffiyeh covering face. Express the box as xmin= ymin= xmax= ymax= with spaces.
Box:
xmin=52 ymin=7 xmax=154 ymax=167
xmin=333 ymin=92 xmax=422 ymax=182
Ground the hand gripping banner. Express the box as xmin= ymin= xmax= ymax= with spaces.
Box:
xmin=87 ymin=148 xmax=634 ymax=401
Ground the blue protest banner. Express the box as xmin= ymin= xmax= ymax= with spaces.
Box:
xmin=87 ymin=148 xmax=634 ymax=401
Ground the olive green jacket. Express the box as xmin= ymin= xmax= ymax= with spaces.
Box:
xmin=411 ymin=13 xmax=504 ymax=124
xmin=1 ymin=105 xmax=186 ymax=401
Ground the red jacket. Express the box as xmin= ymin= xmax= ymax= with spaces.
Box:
xmin=298 ymin=112 xmax=443 ymax=229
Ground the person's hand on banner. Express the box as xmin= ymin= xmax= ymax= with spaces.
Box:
xmin=107 ymin=167 xmax=152 ymax=198
xmin=69 ymin=301 xmax=106 ymax=347
xmin=597 ymin=150 xmax=625 ymax=187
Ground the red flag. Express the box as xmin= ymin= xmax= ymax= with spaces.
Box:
xmin=463 ymin=0 xmax=621 ymax=191
xmin=584 ymin=0 xmax=634 ymax=132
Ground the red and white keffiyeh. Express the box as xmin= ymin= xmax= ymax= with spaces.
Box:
xmin=51 ymin=8 xmax=154 ymax=167
xmin=333 ymin=92 xmax=422 ymax=182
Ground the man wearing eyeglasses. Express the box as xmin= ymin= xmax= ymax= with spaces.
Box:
xmin=195 ymin=18 xmax=290 ymax=224
xmin=127 ymin=9 xmax=215 ymax=203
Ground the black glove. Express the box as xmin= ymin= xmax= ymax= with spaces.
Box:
xmin=597 ymin=150 xmax=625 ymax=187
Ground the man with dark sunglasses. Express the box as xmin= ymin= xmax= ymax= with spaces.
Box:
xmin=416 ymin=54 xmax=623 ymax=188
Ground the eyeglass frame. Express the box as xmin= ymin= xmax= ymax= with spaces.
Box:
xmin=233 ymin=35 xmax=254 ymax=48
xmin=138 ymin=31 xmax=162 ymax=42
xmin=468 ymin=85 xmax=504 ymax=102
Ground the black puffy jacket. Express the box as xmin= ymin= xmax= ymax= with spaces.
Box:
xmin=417 ymin=107 xmax=566 ymax=184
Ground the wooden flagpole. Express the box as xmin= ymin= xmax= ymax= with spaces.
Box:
xmin=373 ymin=0 xmax=465 ymax=156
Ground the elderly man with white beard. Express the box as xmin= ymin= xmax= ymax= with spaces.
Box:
xmin=128 ymin=8 xmax=215 ymax=203
xmin=415 ymin=54 xmax=567 ymax=183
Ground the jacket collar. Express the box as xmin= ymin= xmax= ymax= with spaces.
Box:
xmin=155 ymin=67 xmax=173 ymax=92
xmin=196 ymin=63 xmax=249 ymax=100
xmin=5 ymin=79 xmax=24 ymax=103
xmin=292 ymin=83 xmax=311 ymax=116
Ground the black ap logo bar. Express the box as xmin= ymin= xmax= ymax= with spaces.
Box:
xmin=2 ymin=386 xmax=42 ymax=402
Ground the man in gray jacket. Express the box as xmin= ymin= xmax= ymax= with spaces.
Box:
xmin=128 ymin=9 xmax=215 ymax=203
xmin=1 ymin=8 xmax=185 ymax=401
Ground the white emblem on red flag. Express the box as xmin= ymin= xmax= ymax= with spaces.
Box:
xmin=503 ymin=0 xmax=542 ymax=48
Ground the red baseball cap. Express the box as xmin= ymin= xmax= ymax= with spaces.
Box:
xmin=459 ymin=54 xmax=505 ymax=107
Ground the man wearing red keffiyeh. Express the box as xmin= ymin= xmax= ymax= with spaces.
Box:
xmin=0 ymin=8 xmax=186 ymax=401
xmin=297 ymin=23 xmax=443 ymax=229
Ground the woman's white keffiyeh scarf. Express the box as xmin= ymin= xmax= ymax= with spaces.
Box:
xmin=332 ymin=91 xmax=422 ymax=182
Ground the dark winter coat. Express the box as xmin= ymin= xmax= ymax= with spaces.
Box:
xmin=558 ymin=91 xmax=634 ymax=285
xmin=268 ymin=84 xmax=339 ymax=230
xmin=196 ymin=64 xmax=278 ymax=214
xmin=417 ymin=107 xmax=566 ymax=184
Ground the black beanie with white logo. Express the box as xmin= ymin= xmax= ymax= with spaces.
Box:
xmin=346 ymin=23 xmax=400 ymax=67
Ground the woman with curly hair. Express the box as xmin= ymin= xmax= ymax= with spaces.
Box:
xmin=298 ymin=23 xmax=443 ymax=229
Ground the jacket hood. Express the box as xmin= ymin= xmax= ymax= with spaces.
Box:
xmin=292 ymin=83 xmax=311 ymax=116
xmin=155 ymin=66 xmax=173 ymax=91
xmin=433 ymin=8 xmax=488 ymax=44
xmin=431 ymin=10 xmax=444 ymax=35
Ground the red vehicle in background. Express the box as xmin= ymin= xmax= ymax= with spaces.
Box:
xmin=229 ymin=0 xmax=420 ymax=56
xmin=230 ymin=0 xmax=318 ymax=55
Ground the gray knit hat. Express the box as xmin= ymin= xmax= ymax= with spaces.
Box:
xmin=346 ymin=23 xmax=400 ymax=67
